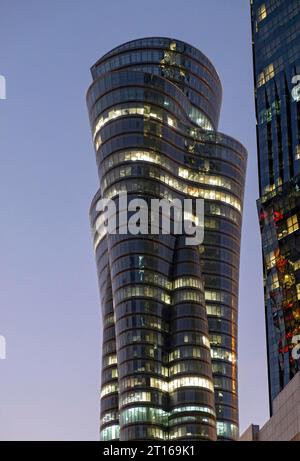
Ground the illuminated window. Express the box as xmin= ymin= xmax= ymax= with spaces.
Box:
xmin=111 ymin=368 xmax=118 ymax=378
xmin=287 ymin=215 xmax=299 ymax=234
xmin=121 ymin=392 xmax=152 ymax=406
xmin=101 ymin=411 xmax=118 ymax=425
xmin=169 ymin=349 xmax=181 ymax=361
xmin=296 ymin=145 xmax=300 ymax=160
xmin=102 ymin=165 xmax=242 ymax=211
xmin=104 ymin=313 xmax=115 ymax=325
xmin=173 ymin=290 xmax=204 ymax=303
xmin=211 ymin=347 xmax=236 ymax=363
xmin=173 ymin=277 xmax=203 ymax=290
xmin=205 ymin=290 xmax=232 ymax=305
xmin=171 ymin=406 xmax=215 ymax=416
xmin=217 ymin=421 xmax=238 ymax=439
xmin=269 ymin=273 xmax=279 ymax=290
xmin=107 ymin=354 xmax=117 ymax=366
xmin=265 ymin=250 xmax=276 ymax=270
xmin=296 ymin=283 xmax=300 ymax=300
xmin=150 ymin=377 xmax=168 ymax=392
xmin=169 ymin=376 xmax=214 ymax=392
xmin=120 ymin=407 xmax=168 ymax=426
xmin=257 ymin=71 xmax=265 ymax=88
xmin=206 ymin=304 xmax=224 ymax=317
xmin=293 ymin=260 xmax=300 ymax=271
xmin=167 ymin=116 xmax=175 ymax=127
xmin=257 ymin=64 xmax=275 ymax=88
xmin=178 ymin=167 xmax=232 ymax=191
xmin=265 ymin=64 xmax=275 ymax=82
xmin=170 ymin=425 xmax=211 ymax=439
xmin=278 ymin=214 xmax=299 ymax=239
xmin=101 ymin=382 xmax=118 ymax=398
xmin=100 ymin=424 xmax=120 ymax=441
xmin=257 ymin=4 xmax=267 ymax=22
xmin=210 ymin=334 xmax=223 ymax=346
xmin=115 ymin=285 xmax=171 ymax=305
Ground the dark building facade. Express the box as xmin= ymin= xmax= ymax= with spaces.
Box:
xmin=87 ymin=37 xmax=247 ymax=440
xmin=251 ymin=0 xmax=300 ymax=412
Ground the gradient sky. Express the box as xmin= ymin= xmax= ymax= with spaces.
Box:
xmin=0 ymin=0 xmax=269 ymax=440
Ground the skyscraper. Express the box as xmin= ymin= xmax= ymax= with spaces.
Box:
xmin=87 ymin=37 xmax=247 ymax=441
xmin=251 ymin=0 xmax=300 ymax=412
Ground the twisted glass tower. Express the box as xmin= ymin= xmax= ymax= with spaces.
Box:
xmin=251 ymin=0 xmax=300 ymax=413
xmin=87 ymin=37 xmax=247 ymax=441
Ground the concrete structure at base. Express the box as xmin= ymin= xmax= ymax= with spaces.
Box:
xmin=240 ymin=372 xmax=300 ymax=441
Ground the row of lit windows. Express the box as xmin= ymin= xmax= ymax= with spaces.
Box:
xmin=117 ymin=314 xmax=169 ymax=333
xmin=205 ymin=290 xmax=234 ymax=306
xmin=116 ymin=270 xmax=172 ymax=291
xmin=257 ymin=3 xmax=267 ymax=23
xmin=169 ymin=359 xmax=209 ymax=376
xmin=171 ymin=405 xmax=215 ymax=416
xmin=206 ymin=304 xmax=234 ymax=320
xmin=93 ymin=107 xmax=245 ymax=168
xmin=101 ymin=405 xmax=216 ymax=428
xmin=102 ymin=366 xmax=118 ymax=380
xmin=257 ymin=63 xmax=275 ymax=88
xmin=169 ymin=425 xmax=212 ymax=440
xmin=169 ymin=414 xmax=215 ymax=427
xmin=211 ymin=347 xmax=236 ymax=364
xmin=101 ymin=382 xmax=118 ymax=398
xmin=94 ymin=173 xmax=242 ymax=218
xmin=120 ymin=406 xmax=169 ymax=426
xmin=101 ymin=411 xmax=118 ymax=425
xmin=101 ymin=165 xmax=242 ymax=211
xmin=103 ymin=354 xmax=117 ymax=366
xmin=114 ymin=273 xmax=206 ymax=297
xmin=120 ymin=376 xmax=168 ymax=393
xmin=99 ymin=149 xmax=238 ymax=195
xmin=100 ymin=424 xmax=120 ymax=441
xmin=178 ymin=167 xmax=233 ymax=191
xmin=216 ymin=421 xmax=238 ymax=439
xmin=121 ymin=391 xmax=152 ymax=406
xmin=169 ymin=376 xmax=213 ymax=392
xmin=93 ymin=198 xmax=239 ymax=248
xmin=104 ymin=409 xmax=221 ymax=429
xmin=173 ymin=277 xmax=203 ymax=290
xmin=93 ymin=107 xmax=146 ymax=141
xmin=173 ymin=290 xmax=204 ymax=304
xmin=99 ymin=420 xmax=238 ymax=441
xmin=117 ymin=330 xmax=164 ymax=348
xmin=119 ymin=360 xmax=169 ymax=378
xmin=119 ymin=376 xmax=213 ymax=393
xmin=115 ymin=285 xmax=171 ymax=305
xmin=113 ymin=280 xmax=217 ymax=306
xmin=169 ymin=347 xmax=208 ymax=362
xmin=278 ymin=215 xmax=299 ymax=239
xmin=93 ymin=104 xmax=213 ymax=153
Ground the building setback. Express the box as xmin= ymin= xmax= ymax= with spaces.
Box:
xmin=87 ymin=37 xmax=247 ymax=441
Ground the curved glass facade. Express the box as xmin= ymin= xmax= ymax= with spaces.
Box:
xmin=87 ymin=37 xmax=247 ymax=441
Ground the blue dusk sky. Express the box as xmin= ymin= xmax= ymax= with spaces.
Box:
xmin=0 ymin=0 xmax=268 ymax=440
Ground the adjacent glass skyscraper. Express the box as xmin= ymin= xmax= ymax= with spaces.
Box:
xmin=87 ymin=37 xmax=247 ymax=440
xmin=251 ymin=0 xmax=300 ymax=412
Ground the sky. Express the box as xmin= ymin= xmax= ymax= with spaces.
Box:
xmin=0 ymin=0 xmax=269 ymax=440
